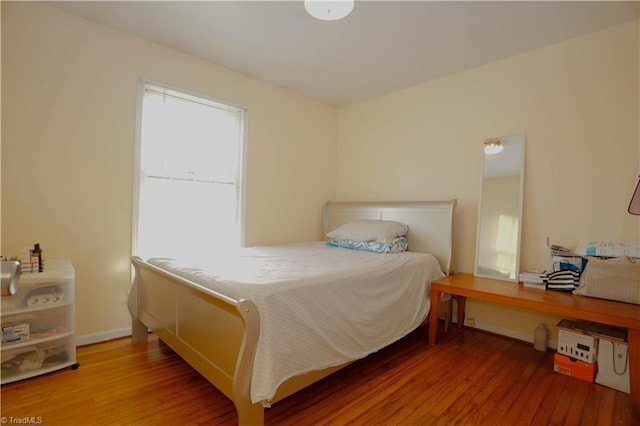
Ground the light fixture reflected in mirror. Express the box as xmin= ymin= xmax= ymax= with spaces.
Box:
xmin=484 ymin=139 xmax=504 ymax=155
xmin=305 ymin=0 xmax=355 ymax=21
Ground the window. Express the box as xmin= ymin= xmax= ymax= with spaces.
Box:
xmin=133 ymin=80 xmax=247 ymax=260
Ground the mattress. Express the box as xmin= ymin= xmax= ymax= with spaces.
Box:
xmin=148 ymin=241 xmax=444 ymax=404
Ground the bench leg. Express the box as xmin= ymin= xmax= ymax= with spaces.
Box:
xmin=456 ymin=296 xmax=466 ymax=328
xmin=444 ymin=298 xmax=452 ymax=332
xmin=429 ymin=289 xmax=441 ymax=345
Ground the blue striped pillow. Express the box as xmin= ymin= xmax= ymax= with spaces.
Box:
xmin=327 ymin=237 xmax=408 ymax=253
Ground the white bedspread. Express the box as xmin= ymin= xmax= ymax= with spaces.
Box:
xmin=148 ymin=242 xmax=443 ymax=404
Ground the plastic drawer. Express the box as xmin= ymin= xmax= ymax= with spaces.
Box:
xmin=1 ymin=279 xmax=73 ymax=314
xmin=2 ymin=306 xmax=72 ymax=345
xmin=1 ymin=336 xmax=75 ymax=384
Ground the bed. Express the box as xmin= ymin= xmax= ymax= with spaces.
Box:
xmin=128 ymin=200 xmax=456 ymax=425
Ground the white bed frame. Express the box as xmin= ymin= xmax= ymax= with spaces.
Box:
xmin=129 ymin=200 xmax=456 ymax=425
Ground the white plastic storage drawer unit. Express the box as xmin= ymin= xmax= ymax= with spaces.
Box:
xmin=1 ymin=259 xmax=77 ymax=384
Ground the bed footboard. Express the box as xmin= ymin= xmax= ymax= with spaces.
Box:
xmin=129 ymin=257 xmax=264 ymax=425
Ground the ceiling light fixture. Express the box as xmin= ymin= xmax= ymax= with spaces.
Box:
xmin=484 ymin=139 xmax=504 ymax=155
xmin=304 ymin=0 xmax=355 ymax=21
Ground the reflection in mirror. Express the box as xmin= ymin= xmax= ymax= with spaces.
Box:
xmin=474 ymin=133 xmax=525 ymax=282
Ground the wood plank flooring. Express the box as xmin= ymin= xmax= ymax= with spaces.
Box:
xmin=2 ymin=324 xmax=637 ymax=425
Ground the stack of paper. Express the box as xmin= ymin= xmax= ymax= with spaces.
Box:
xmin=519 ymin=270 xmax=546 ymax=290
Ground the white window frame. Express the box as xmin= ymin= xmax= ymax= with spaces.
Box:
xmin=131 ymin=77 xmax=248 ymax=257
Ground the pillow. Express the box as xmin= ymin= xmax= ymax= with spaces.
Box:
xmin=326 ymin=220 xmax=409 ymax=244
xmin=327 ymin=237 xmax=409 ymax=253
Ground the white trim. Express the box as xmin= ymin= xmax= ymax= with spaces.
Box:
xmin=139 ymin=77 xmax=248 ymax=113
xmin=452 ymin=315 xmax=558 ymax=350
xmin=76 ymin=327 xmax=133 ymax=347
xmin=239 ymin=108 xmax=249 ymax=248
xmin=131 ymin=78 xmax=145 ymax=257
xmin=77 ymin=322 xmax=559 ymax=350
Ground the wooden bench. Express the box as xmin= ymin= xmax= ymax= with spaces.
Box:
xmin=428 ymin=273 xmax=640 ymax=415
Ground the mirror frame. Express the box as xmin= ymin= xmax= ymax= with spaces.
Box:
xmin=474 ymin=132 xmax=526 ymax=282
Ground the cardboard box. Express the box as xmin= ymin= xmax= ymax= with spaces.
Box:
xmin=556 ymin=319 xmax=598 ymax=363
xmin=1 ymin=322 xmax=30 ymax=343
xmin=554 ymin=353 xmax=596 ymax=382
xmin=596 ymin=338 xmax=630 ymax=394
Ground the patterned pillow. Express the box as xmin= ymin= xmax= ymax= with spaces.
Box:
xmin=327 ymin=237 xmax=409 ymax=253
xmin=326 ymin=220 xmax=409 ymax=244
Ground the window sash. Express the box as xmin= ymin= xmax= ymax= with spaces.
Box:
xmin=140 ymin=85 xmax=243 ymax=182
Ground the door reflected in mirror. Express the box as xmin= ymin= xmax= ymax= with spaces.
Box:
xmin=474 ymin=133 xmax=525 ymax=282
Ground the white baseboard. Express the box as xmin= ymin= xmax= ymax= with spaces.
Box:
xmin=443 ymin=313 xmax=558 ymax=350
xmin=76 ymin=327 xmax=132 ymax=347
xmin=472 ymin=320 xmax=558 ymax=350
xmin=77 ymin=320 xmax=558 ymax=351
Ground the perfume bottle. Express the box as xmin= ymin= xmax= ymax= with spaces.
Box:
xmin=33 ymin=243 xmax=43 ymax=272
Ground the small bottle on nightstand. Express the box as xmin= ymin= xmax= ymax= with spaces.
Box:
xmin=32 ymin=243 xmax=43 ymax=272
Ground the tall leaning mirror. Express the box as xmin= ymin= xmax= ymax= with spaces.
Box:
xmin=474 ymin=133 xmax=525 ymax=282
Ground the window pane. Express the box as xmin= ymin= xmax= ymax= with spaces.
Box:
xmin=141 ymin=89 xmax=241 ymax=182
xmin=137 ymin=178 xmax=237 ymax=259
xmin=134 ymin=81 xmax=245 ymax=260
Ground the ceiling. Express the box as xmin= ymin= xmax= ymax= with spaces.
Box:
xmin=48 ymin=1 xmax=639 ymax=107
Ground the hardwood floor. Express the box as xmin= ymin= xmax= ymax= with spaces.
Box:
xmin=2 ymin=324 xmax=637 ymax=425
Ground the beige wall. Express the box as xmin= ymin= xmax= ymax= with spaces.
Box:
xmin=2 ymin=2 xmax=639 ymax=345
xmin=1 ymin=3 xmax=337 ymax=339
xmin=336 ymin=20 xmax=639 ymax=342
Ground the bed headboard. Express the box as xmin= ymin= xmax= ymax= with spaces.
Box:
xmin=323 ymin=200 xmax=456 ymax=275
